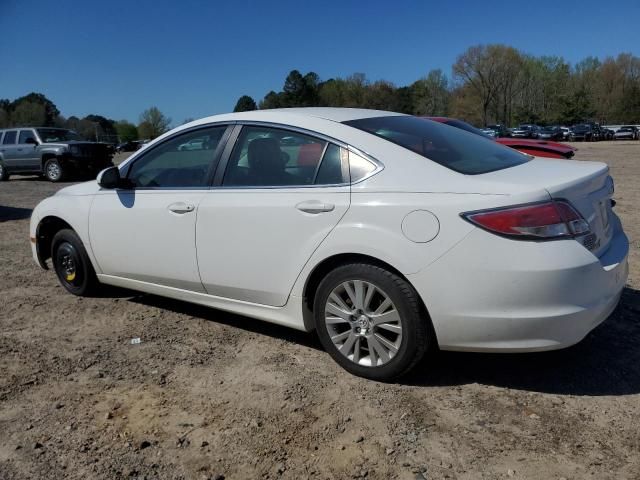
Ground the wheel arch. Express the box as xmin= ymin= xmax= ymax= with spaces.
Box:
xmin=41 ymin=152 xmax=59 ymax=169
xmin=301 ymin=253 xmax=434 ymax=340
xmin=35 ymin=216 xmax=74 ymax=269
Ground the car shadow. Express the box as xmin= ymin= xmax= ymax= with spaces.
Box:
xmin=128 ymin=294 xmax=323 ymax=351
xmin=126 ymin=286 xmax=640 ymax=396
xmin=0 ymin=205 xmax=33 ymax=221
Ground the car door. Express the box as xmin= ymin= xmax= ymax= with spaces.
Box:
xmin=196 ymin=125 xmax=353 ymax=307
xmin=17 ymin=129 xmax=41 ymax=170
xmin=0 ymin=130 xmax=20 ymax=169
xmin=89 ymin=125 xmax=231 ymax=292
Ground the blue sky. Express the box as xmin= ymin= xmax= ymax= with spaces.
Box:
xmin=1 ymin=0 xmax=638 ymax=125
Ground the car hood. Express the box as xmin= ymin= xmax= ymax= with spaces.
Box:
xmin=43 ymin=141 xmax=102 ymax=147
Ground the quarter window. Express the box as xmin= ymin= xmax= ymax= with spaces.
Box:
xmin=127 ymin=126 xmax=226 ymax=188
xmin=348 ymin=150 xmax=377 ymax=182
xmin=2 ymin=131 xmax=17 ymax=145
xmin=18 ymin=130 xmax=36 ymax=144
xmin=223 ymin=127 xmax=341 ymax=187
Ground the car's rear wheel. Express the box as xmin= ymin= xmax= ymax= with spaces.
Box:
xmin=44 ymin=158 xmax=64 ymax=182
xmin=314 ymin=263 xmax=431 ymax=381
xmin=51 ymin=229 xmax=98 ymax=296
xmin=0 ymin=163 xmax=9 ymax=181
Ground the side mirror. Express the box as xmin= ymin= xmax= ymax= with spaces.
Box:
xmin=25 ymin=137 xmax=38 ymax=145
xmin=97 ymin=166 xmax=133 ymax=189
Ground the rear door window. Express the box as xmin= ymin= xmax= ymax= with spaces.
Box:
xmin=223 ymin=127 xmax=338 ymax=187
xmin=344 ymin=116 xmax=530 ymax=175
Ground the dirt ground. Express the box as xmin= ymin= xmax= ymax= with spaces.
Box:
xmin=1 ymin=142 xmax=639 ymax=480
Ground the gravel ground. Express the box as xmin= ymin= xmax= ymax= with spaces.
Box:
xmin=1 ymin=142 xmax=639 ymax=480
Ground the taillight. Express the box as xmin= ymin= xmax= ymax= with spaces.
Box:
xmin=462 ymin=201 xmax=590 ymax=240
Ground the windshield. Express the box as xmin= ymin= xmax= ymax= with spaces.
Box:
xmin=344 ymin=116 xmax=530 ymax=175
xmin=36 ymin=128 xmax=82 ymax=142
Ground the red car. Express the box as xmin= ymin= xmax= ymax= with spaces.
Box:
xmin=424 ymin=117 xmax=576 ymax=159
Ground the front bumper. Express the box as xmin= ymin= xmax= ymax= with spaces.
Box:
xmin=408 ymin=218 xmax=629 ymax=352
xmin=62 ymin=153 xmax=113 ymax=172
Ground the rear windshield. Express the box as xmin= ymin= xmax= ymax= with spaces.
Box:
xmin=343 ymin=116 xmax=530 ymax=175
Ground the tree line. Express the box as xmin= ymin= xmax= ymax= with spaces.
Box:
xmin=234 ymin=45 xmax=640 ymax=127
xmin=2 ymin=44 xmax=638 ymax=143
xmin=0 ymin=93 xmax=171 ymax=143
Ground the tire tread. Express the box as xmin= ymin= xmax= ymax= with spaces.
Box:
xmin=314 ymin=262 xmax=431 ymax=381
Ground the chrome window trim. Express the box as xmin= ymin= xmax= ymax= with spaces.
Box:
xmin=214 ymin=120 xmax=384 ymax=189
xmin=116 ymin=120 xmax=385 ymax=191
xmin=118 ymin=121 xmax=236 ymax=175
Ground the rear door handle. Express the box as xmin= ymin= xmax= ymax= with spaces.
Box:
xmin=296 ymin=201 xmax=335 ymax=214
xmin=168 ymin=202 xmax=195 ymax=214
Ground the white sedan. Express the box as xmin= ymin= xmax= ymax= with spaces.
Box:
xmin=30 ymin=108 xmax=629 ymax=380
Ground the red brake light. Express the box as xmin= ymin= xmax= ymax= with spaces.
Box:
xmin=463 ymin=201 xmax=590 ymax=240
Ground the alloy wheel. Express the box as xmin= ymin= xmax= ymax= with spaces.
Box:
xmin=324 ymin=280 xmax=403 ymax=367
xmin=47 ymin=161 xmax=62 ymax=181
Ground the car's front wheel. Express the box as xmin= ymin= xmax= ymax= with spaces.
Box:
xmin=51 ymin=229 xmax=99 ymax=296
xmin=314 ymin=263 xmax=431 ymax=381
xmin=44 ymin=158 xmax=64 ymax=182
xmin=0 ymin=162 xmax=9 ymax=181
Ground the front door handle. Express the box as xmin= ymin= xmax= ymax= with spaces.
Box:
xmin=168 ymin=202 xmax=195 ymax=214
xmin=296 ymin=201 xmax=335 ymax=214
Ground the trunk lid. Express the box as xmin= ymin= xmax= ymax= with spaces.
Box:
xmin=479 ymin=158 xmax=614 ymax=256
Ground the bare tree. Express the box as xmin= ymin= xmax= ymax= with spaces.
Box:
xmin=453 ymin=45 xmax=502 ymax=126
xmin=138 ymin=107 xmax=171 ymax=139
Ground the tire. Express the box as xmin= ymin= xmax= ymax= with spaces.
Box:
xmin=0 ymin=162 xmax=9 ymax=181
xmin=44 ymin=157 xmax=64 ymax=182
xmin=51 ymin=229 xmax=99 ymax=296
xmin=314 ymin=263 xmax=431 ymax=381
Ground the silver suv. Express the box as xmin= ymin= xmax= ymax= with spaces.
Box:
xmin=0 ymin=127 xmax=114 ymax=182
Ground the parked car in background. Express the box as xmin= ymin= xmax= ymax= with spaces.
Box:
xmin=116 ymin=141 xmax=141 ymax=153
xmin=178 ymin=138 xmax=206 ymax=151
xmin=597 ymin=126 xmax=613 ymax=140
xmin=425 ymin=117 xmax=576 ymax=159
xmin=511 ymin=124 xmax=540 ymax=138
xmin=560 ymin=126 xmax=571 ymax=139
xmin=29 ymin=108 xmax=628 ymax=381
xmin=614 ymin=126 xmax=639 ymax=140
xmin=0 ymin=127 xmax=114 ymax=182
xmin=538 ymin=126 xmax=563 ymax=140
xmin=480 ymin=128 xmax=498 ymax=138
xmin=485 ymin=124 xmax=509 ymax=137
xmin=570 ymin=124 xmax=598 ymax=141
xmin=495 ymin=138 xmax=576 ymax=159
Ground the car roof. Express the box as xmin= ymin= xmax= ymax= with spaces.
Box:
xmin=190 ymin=107 xmax=405 ymax=126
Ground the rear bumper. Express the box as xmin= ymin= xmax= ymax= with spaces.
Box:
xmin=408 ymin=219 xmax=629 ymax=352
